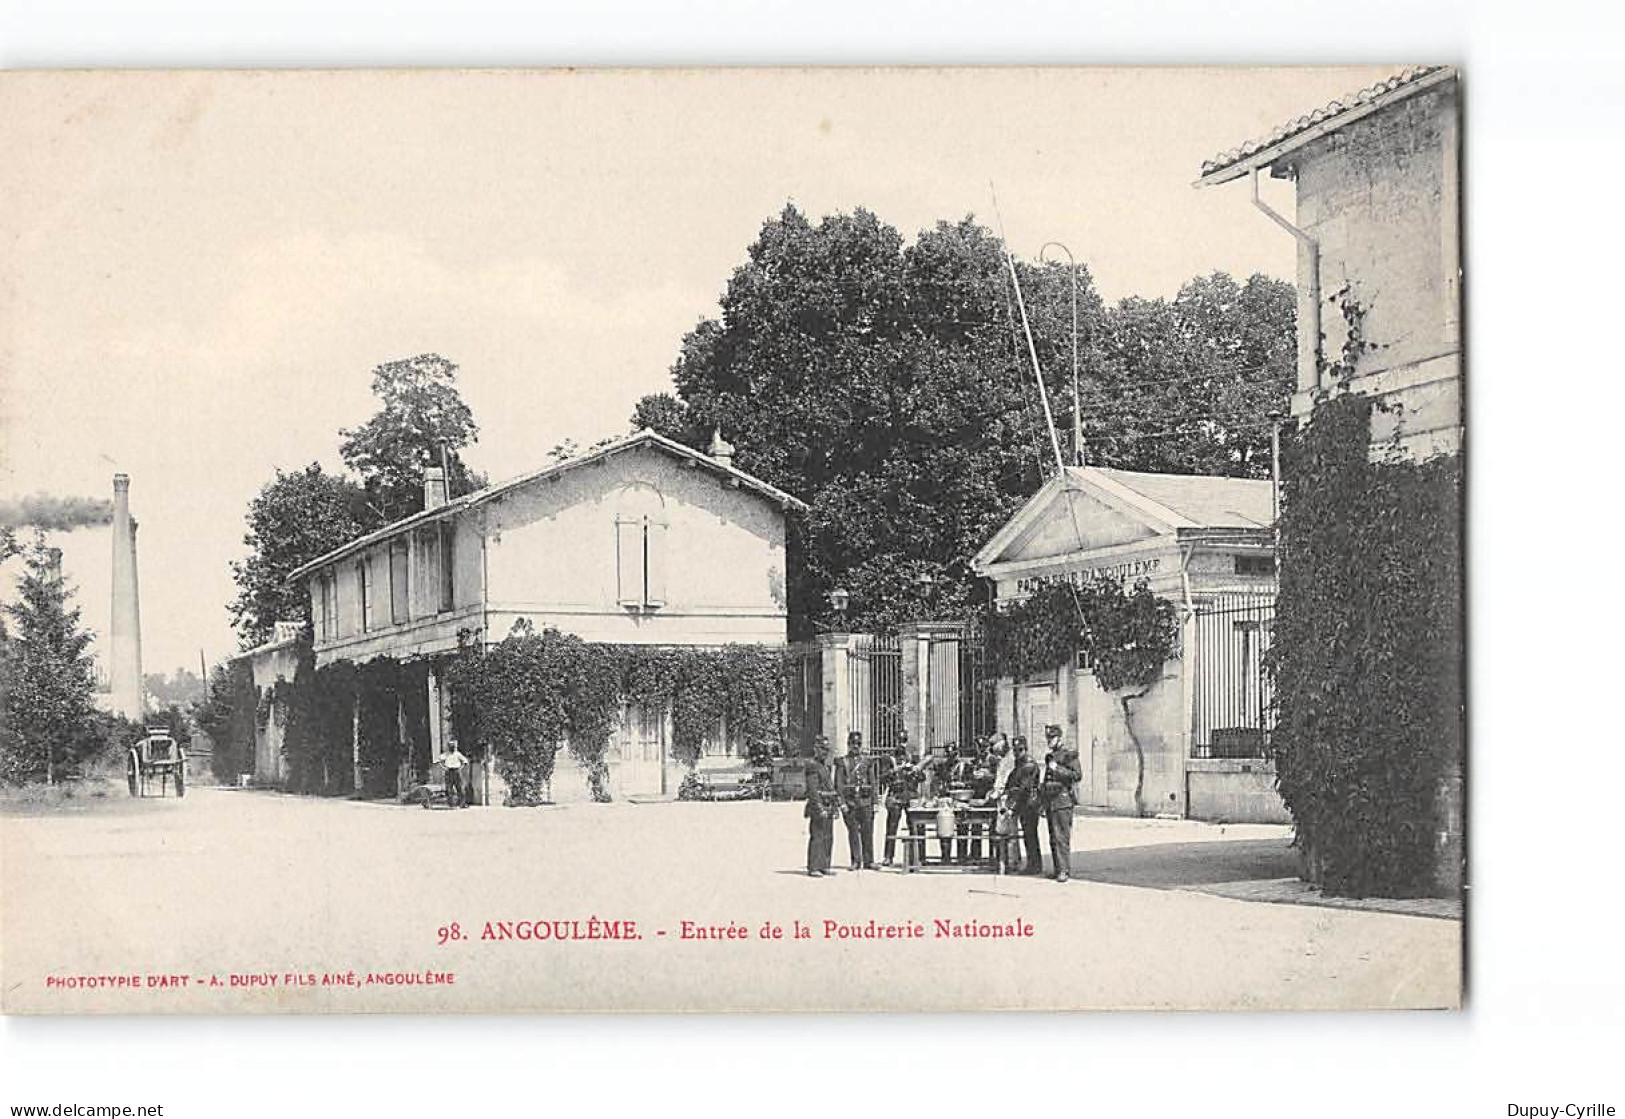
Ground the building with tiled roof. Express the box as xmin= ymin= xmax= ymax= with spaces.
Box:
xmin=1197 ymin=66 xmax=1462 ymax=458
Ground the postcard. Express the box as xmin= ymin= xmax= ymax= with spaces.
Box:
xmin=0 ymin=66 xmax=1463 ymax=1013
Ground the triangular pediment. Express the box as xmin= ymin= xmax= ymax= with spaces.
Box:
xmin=974 ymin=473 xmax=1178 ymax=573
xmin=1001 ymin=489 xmax=1161 ymax=564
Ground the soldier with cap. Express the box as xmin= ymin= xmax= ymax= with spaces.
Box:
xmin=1004 ymin=735 xmax=1044 ymax=874
xmin=803 ymin=735 xmax=839 ymax=877
xmin=1038 ymin=724 xmax=1081 ymax=882
xmin=881 ymin=730 xmax=925 ymax=870
xmin=836 ymin=730 xmax=877 ymax=869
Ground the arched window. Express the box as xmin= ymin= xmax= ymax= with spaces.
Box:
xmin=614 ymin=484 xmax=668 ymax=610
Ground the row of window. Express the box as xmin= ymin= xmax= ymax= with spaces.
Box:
xmin=315 ymin=524 xmax=455 ymax=642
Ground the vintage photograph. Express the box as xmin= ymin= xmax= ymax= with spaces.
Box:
xmin=0 ymin=66 xmax=1464 ymax=1013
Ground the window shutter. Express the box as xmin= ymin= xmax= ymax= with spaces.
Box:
xmin=390 ymin=543 xmax=410 ymax=624
xmin=644 ymin=519 xmax=667 ymax=607
xmin=616 ymin=517 xmax=642 ymax=607
xmin=439 ymin=524 xmax=455 ymax=613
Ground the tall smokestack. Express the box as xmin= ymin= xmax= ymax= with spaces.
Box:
xmin=109 ymin=474 xmax=144 ymax=720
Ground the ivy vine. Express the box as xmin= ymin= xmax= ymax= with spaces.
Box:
xmin=445 ymin=624 xmax=785 ymax=806
xmin=1268 ymin=391 xmax=1463 ymax=897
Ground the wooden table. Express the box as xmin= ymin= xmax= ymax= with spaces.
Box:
xmin=893 ymin=803 xmax=1004 ymax=872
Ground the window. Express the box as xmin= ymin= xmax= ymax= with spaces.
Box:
xmin=313 ymin=576 xmax=329 ymax=641
xmin=614 ymin=485 xmax=667 ymax=610
xmin=315 ymin=572 xmax=338 ymax=641
xmin=357 ymin=559 xmax=372 ymax=633
xmin=390 ymin=541 xmax=410 ymax=624
xmin=1234 ymin=554 xmax=1276 ymax=577
xmin=438 ymin=523 xmax=455 ymax=614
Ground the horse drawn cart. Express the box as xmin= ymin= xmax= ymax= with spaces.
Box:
xmin=127 ymin=727 xmax=186 ymax=798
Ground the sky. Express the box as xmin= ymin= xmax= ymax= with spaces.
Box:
xmin=0 ymin=66 xmax=1399 ymax=678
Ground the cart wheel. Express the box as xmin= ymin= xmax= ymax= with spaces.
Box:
xmin=127 ymin=751 xmax=141 ymax=797
xmin=175 ymin=765 xmax=186 ymax=798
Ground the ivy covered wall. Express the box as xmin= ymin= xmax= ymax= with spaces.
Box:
xmin=1267 ymin=392 xmax=1463 ymax=897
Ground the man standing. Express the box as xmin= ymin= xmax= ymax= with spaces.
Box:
xmin=440 ymin=742 xmax=469 ymax=809
xmin=837 ymin=730 xmax=877 ymax=870
xmin=1005 ymin=736 xmax=1043 ymax=875
xmin=804 ymin=736 xmax=838 ymax=877
xmin=1039 ymin=725 xmax=1080 ymax=882
xmin=881 ymin=733 xmax=924 ymax=870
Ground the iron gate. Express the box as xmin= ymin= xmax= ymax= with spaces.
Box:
xmin=1190 ymin=592 xmax=1276 ymax=759
xmin=849 ymin=634 xmax=902 ymax=752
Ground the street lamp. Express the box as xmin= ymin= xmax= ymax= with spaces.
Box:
xmin=828 ymin=586 xmax=850 ymax=619
xmin=1040 ymin=241 xmax=1084 ymax=467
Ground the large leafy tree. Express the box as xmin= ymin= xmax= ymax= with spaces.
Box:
xmin=0 ymin=533 xmax=102 ymax=784
xmin=1088 ymin=272 xmax=1295 ymax=476
xmin=339 ymin=353 xmax=484 ymax=521
xmin=228 ymin=464 xmax=376 ymax=648
xmin=670 ymin=206 xmax=1100 ymax=634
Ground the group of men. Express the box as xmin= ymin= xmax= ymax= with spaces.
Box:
xmin=802 ymin=725 xmax=1082 ymax=882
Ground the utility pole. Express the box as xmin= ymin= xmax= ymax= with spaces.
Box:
xmin=1041 ymin=242 xmax=1084 ymax=466
xmin=990 ymin=183 xmax=1066 ymax=476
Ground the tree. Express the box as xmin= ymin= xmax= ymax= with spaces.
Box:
xmin=0 ymin=533 xmax=102 ymax=784
xmin=1087 ymin=273 xmax=1295 ymax=477
xmin=145 ymin=667 xmax=205 ymax=707
xmin=670 ymin=206 xmax=1100 ymax=635
xmin=229 ymin=464 xmax=376 ymax=649
xmin=628 ymin=392 xmax=704 ymax=447
xmin=339 ymin=353 xmax=484 ymax=521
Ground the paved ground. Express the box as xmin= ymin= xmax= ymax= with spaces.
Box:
xmin=0 ymin=787 xmax=1462 ymax=1013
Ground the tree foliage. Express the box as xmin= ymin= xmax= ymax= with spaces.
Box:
xmin=195 ymin=661 xmax=255 ymax=783
xmin=228 ymin=464 xmax=375 ymax=649
xmin=1089 ymin=273 xmax=1295 ymax=476
xmin=666 ymin=206 xmax=1293 ymax=636
xmin=628 ymin=393 xmax=704 ymax=447
xmin=339 ymin=353 xmax=484 ymax=521
xmin=1267 ymin=392 xmax=1463 ymax=897
xmin=0 ymin=534 xmax=104 ymax=784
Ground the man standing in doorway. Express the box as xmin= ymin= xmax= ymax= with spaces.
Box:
xmin=1039 ymin=724 xmax=1080 ymax=882
xmin=837 ymin=730 xmax=877 ymax=870
xmin=804 ymin=736 xmax=839 ymax=877
xmin=440 ymin=742 xmax=469 ymax=809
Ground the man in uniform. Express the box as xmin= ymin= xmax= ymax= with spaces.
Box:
xmin=803 ymin=736 xmax=839 ymax=877
xmin=1004 ymin=736 xmax=1043 ymax=875
xmin=1039 ymin=724 xmax=1081 ymax=882
xmin=965 ymin=737 xmax=997 ymax=865
xmin=836 ymin=730 xmax=877 ymax=870
xmin=881 ymin=731 xmax=924 ymax=870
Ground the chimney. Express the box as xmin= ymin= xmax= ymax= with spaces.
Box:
xmin=109 ymin=474 xmax=144 ymax=720
xmin=708 ymin=428 xmax=735 ymax=470
xmin=423 ymin=465 xmax=448 ymax=511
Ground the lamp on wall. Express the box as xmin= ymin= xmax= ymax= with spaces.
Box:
xmin=828 ymin=587 xmax=850 ymax=617
xmin=915 ymin=569 xmax=938 ymax=620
